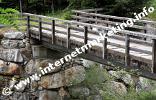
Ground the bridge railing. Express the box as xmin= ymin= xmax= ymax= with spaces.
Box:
xmin=72 ymin=10 xmax=156 ymax=40
xmin=15 ymin=13 xmax=156 ymax=77
xmin=21 ymin=13 xmax=156 ymax=75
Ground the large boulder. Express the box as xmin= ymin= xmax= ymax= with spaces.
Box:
xmin=10 ymin=92 xmax=29 ymax=100
xmin=87 ymin=95 xmax=103 ymax=100
xmin=106 ymin=81 xmax=127 ymax=95
xmin=0 ymin=60 xmax=21 ymax=75
xmin=39 ymin=66 xmax=86 ymax=89
xmin=135 ymin=77 xmax=156 ymax=92
xmin=25 ymin=59 xmax=61 ymax=75
xmin=39 ymin=72 xmax=64 ymax=89
xmin=1 ymin=39 xmax=26 ymax=49
xmin=68 ymin=86 xmax=90 ymax=99
xmin=108 ymin=70 xmax=134 ymax=86
xmin=81 ymin=59 xmax=95 ymax=68
xmin=0 ymin=49 xmax=24 ymax=63
xmin=65 ymin=65 xmax=86 ymax=86
xmin=4 ymin=31 xmax=25 ymax=39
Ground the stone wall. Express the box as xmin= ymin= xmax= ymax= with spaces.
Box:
xmin=0 ymin=31 xmax=156 ymax=100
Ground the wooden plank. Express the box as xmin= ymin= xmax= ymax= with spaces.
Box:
xmin=67 ymin=24 xmax=71 ymax=49
xmin=52 ymin=20 xmax=55 ymax=44
xmin=79 ymin=8 xmax=103 ymax=12
xmin=125 ymin=35 xmax=130 ymax=67
xmin=152 ymin=39 xmax=156 ymax=73
xmin=39 ymin=17 xmax=42 ymax=41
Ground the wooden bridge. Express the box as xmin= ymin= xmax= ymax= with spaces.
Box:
xmin=11 ymin=9 xmax=156 ymax=80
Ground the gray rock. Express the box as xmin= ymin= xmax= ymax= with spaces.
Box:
xmin=39 ymin=90 xmax=61 ymax=100
xmin=0 ymin=49 xmax=24 ymax=62
xmin=39 ymin=72 xmax=64 ymax=89
xmin=87 ymin=95 xmax=103 ymax=100
xmin=65 ymin=65 xmax=86 ymax=86
xmin=81 ymin=58 xmax=95 ymax=68
xmin=25 ymin=59 xmax=61 ymax=75
xmin=136 ymin=77 xmax=154 ymax=92
xmin=109 ymin=70 xmax=134 ymax=85
xmin=69 ymin=86 xmax=90 ymax=98
xmin=11 ymin=92 xmax=29 ymax=100
xmin=25 ymin=59 xmax=37 ymax=75
xmin=20 ymin=48 xmax=32 ymax=62
xmin=107 ymin=81 xmax=127 ymax=95
xmin=0 ymin=60 xmax=21 ymax=75
xmin=4 ymin=31 xmax=25 ymax=39
xmin=39 ymin=66 xmax=85 ymax=89
xmin=1 ymin=39 xmax=26 ymax=49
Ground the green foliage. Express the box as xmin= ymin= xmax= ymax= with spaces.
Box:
xmin=46 ymin=10 xmax=72 ymax=20
xmin=82 ymin=64 xmax=112 ymax=87
xmin=100 ymin=78 xmax=156 ymax=100
xmin=61 ymin=10 xmax=72 ymax=20
xmin=148 ymin=0 xmax=156 ymax=20
xmin=0 ymin=8 xmax=19 ymax=28
xmin=80 ymin=64 xmax=156 ymax=100
xmin=67 ymin=0 xmax=97 ymax=9
xmin=109 ymin=0 xmax=150 ymax=17
xmin=0 ymin=76 xmax=3 ymax=80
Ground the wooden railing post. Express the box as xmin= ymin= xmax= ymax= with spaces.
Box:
xmin=39 ymin=17 xmax=42 ymax=41
xmin=95 ymin=10 xmax=98 ymax=24
xmin=103 ymin=36 xmax=107 ymax=59
xmin=125 ymin=34 xmax=130 ymax=67
xmin=27 ymin=16 xmax=30 ymax=39
xmin=52 ymin=20 xmax=55 ymax=44
xmin=84 ymin=26 xmax=88 ymax=53
xmin=67 ymin=24 xmax=71 ymax=49
xmin=152 ymin=39 xmax=156 ymax=73
xmin=76 ymin=13 xmax=79 ymax=27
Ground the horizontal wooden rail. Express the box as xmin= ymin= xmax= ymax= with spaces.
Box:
xmin=72 ymin=15 xmax=155 ymax=30
xmin=79 ymin=8 xmax=104 ymax=12
xmin=72 ymin=10 xmax=156 ymax=24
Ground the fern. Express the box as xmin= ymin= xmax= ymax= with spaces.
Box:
xmin=0 ymin=8 xmax=19 ymax=28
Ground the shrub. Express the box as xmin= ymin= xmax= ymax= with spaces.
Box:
xmin=0 ymin=8 xmax=19 ymax=28
xmin=148 ymin=0 xmax=156 ymax=20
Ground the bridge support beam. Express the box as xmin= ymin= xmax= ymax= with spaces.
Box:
xmin=152 ymin=39 xmax=156 ymax=73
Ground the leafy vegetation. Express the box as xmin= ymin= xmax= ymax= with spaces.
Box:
xmin=148 ymin=0 xmax=156 ymax=20
xmin=81 ymin=64 xmax=156 ymax=100
xmin=0 ymin=8 xmax=19 ymax=28
xmin=46 ymin=10 xmax=72 ymax=20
